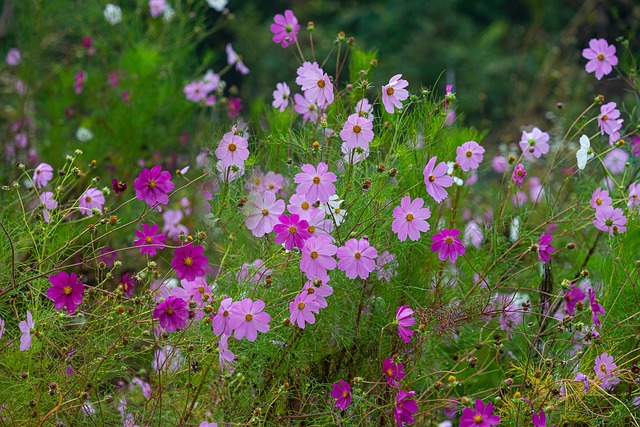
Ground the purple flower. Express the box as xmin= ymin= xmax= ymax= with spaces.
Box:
xmin=583 ymin=38 xmax=618 ymax=80
xmin=431 ymin=228 xmax=466 ymax=263
xmin=459 ymin=399 xmax=500 ymax=427
xmin=6 ymin=48 xmax=21 ymax=66
xmin=395 ymin=305 xmax=415 ymax=343
xmin=336 ymin=238 xmax=378 ymax=280
xmin=184 ymin=81 xmax=208 ymax=102
xmin=423 ymin=156 xmax=453 ymax=203
xmin=229 ymin=298 xmax=271 ymax=342
xmin=532 ymin=409 xmax=550 ymax=427
xmin=392 ymin=196 xmax=431 ymax=242
xmin=492 ymin=156 xmax=508 ymax=173
xmin=289 ymin=292 xmax=320 ymax=329
xmin=628 ymin=182 xmax=639 ymax=210
xmin=162 ymin=209 xmax=188 ymax=242
xmin=33 ymin=163 xmax=54 ymax=188
xmin=74 ymin=70 xmax=86 ymax=94
xmin=295 ymin=61 xmax=334 ymax=107
xmin=40 ymin=191 xmax=58 ymax=223
xmin=537 ymin=234 xmax=554 ymax=263
xmin=134 ymin=165 xmax=174 ymax=207
xmin=78 ymin=188 xmax=105 ymax=217
xmin=603 ymin=148 xmax=628 ymax=174
xmin=212 ymin=298 xmax=235 ymax=336
xmin=340 ymin=113 xmax=374 ymax=149
xmin=512 ymin=163 xmax=527 ymax=186
xmin=598 ymin=102 xmax=623 ymax=144
xmin=218 ymin=334 xmax=234 ymax=373
xmin=564 ymin=283 xmax=586 ymax=316
xmin=272 ymin=82 xmax=290 ymax=112
xmin=153 ymin=296 xmax=190 ymax=332
xmin=593 ymin=205 xmax=627 ymax=235
xmin=293 ymin=162 xmax=337 ymax=203
xmin=301 ymin=235 xmax=338 ymax=280
xmin=393 ymin=390 xmax=418 ymax=427
xmin=519 ymin=127 xmax=550 ymax=159
xmin=590 ymin=187 xmax=612 ymax=209
xmin=134 ymin=223 xmax=166 ymax=256
xmin=0 ymin=316 xmax=4 ymax=340
xmin=171 ymin=244 xmax=208 ymax=281
xmin=112 ymin=179 xmax=127 ymax=194
xmin=588 ymin=288 xmax=606 ymax=328
xmin=594 ymin=352 xmax=617 ymax=380
xmin=376 ymin=250 xmax=398 ymax=282
xmin=383 ymin=358 xmax=406 ymax=388
xmin=382 ymin=74 xmax=409 ymax=114
xmin=236 ymin=259 xmax=272 ymax=285
xmin=245 ymin=191 xmax=286 ymax=237
xmin=330 ymin=380 xmax=351 ymax=411
xmin=19 ymin=311 xmax=34 ymax=351
xmin=270 ymin=10 xmax=300 ymax=48
xmin=215 ymin=131 xmax=249 ymax=168
xmin=293 ymin=93 xmax=319 ymax=124
xmin=456 ymin=140 xmax=485 ymax=171
xmin=225 ymin=43 xmax=249 ymax=75
xmin=274 ymin=214 xmax=311 ymax=251
xmin=120 ymin=273 xmax=135 ymax=298
xmin=575 ymin=371 xmax=590 ymax=393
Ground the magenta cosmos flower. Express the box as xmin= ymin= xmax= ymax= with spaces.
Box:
xmin=215 ymin=131 xmax=249 ymax=168
xmin=583 ymin=38 xmax=618 ymax=80
xmin=431 ymin=228 xmax=466 ymax=263
xmin=340 ymin=113 xmax=374 ymax=149
xmin=120 ymin=272 xmax=135 ymax=298
xmin=19 ymin=311 xmax=34 ymax=351
xmin=590 ymin=187 xmax=612 ymax=209
xmin=395 ymin=305 xmax=415 ymax=343
xmin=229 ymin=298 xmax=271 ymax=342
xmin=300 ymin=235 xmax=338 ymax=280
xmin=47 ymin=271 xmax=85 ymax=313
xmin=153 ymin=296 xmax=190 ymax=333
xmin=519 ymin=127 xmax=550 ymax=159
xmin=593 ymin=205 xmax=627 ymax=235
xmin=296 ymin=61 xmax=334 ymax=107
xmin=392 ymin=196 xmax=431 ymax=242
xmin=134 ymin=223 xmax=166 ymax=256
xmin=272 ymin=82 xmax=290 ymax=112
xmin=270 ymin=10 xmax=300 ymax=48
xmin=330 ymin=380 xmax=351 ymax=411
xmin=273 ymin=214 xmax=311 ymax=250
xmin=423 ymin=156 xmax=453 ymax=203
xmin=337 ymin=238 xmax=378 ymax=280
xmin=289 ymin=292 xmax=320 ymax=329
xmin=456 ymin=140 xmax=485 ymax=171
xmin=512 ymin=163 xmax=527 ymax=186
xmin=78 ymin=188 xmax=105 ymax=217
xmin=537 ymin=233 xmax=554 ymax=263
xmin=383 ymin=358 xmax=406 ymax=388
xmin=171 ymin=244 xmax=208 ymax=281
xmin=588 ymin=288 xmax=606 ymax=328
xmin=382 ymin=74 xmax=409 ymax=114
xmin=134 ymin=165 xmax=174 ymax=207
xmin=459 ymin=399 xmax=500 ymax=427
xmin=564 ymin=283 xmax=586 ymax=316
xmin=33 ymin=163 xmax=54 ymax=188
xmin=293 ymin=162 xmax=337 ymax=203
xmin=394 ymin=390 xmax=418 ymax=427
xmin=245 ymin=191 xmax=286 ymax=237
xmin=532 ymin=410 xmax=554 ymax=427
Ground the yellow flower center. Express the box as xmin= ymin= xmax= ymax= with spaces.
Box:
xmin=517 ymin=170 xmax=524 ymax=177
xmin=308 ymin=226 xmax=316 ymax=233
xmin=166 ymin=307 xmax=174 ymax=315
xmin=184 ymin=257 xmax=193 ymax=267
xmin=342 ymin=391 xmax=348 ymax=398
xmin=386 ymin=87 xmax=394 ymax=96
xmin=309 ymin=104 xmax=315 ymax=111
xmin=298 ymin=302 xmax=306 ymax=310
xmin=428 ymin=175 xmax=435 ymax=182
xmin=149 ymin=180 xmax=157 ymax=189
xmin=289 ymin=226 xmax=297 ymax=234
xmin=223 ymin=310 xmax=229 ymax=317
xmin=245 ymin=313 xmax=253 ymax=321
xmin=307 ymin=288 xmax=315 ymax=294
xmin=85 ymin=196 xmax=92 ymax=203
xmin=317 ymin=79 xmax=325 ymax=88
xmin=386 ymin=368 xmax=393 ymax=376
xmin=63 ymin=286 xmax=73 ymax=295
xmin=145 ymin=236 xmax=153 ymax=244
xmin=474 ymin=415 xmax=483 ymax=423
xmin=596 ymin=197 xmax=602 ymax=205
xmin=601 ymin=115 xmax=608 ymax=121
xmin=310 ymin=251 xmax=318 ymax=259
xmin=197 ymin=285 xmax=205 ymax=294
xmin=406 ymin=213 xmax=414 ymax=221
xmin=353 ymin=125 xmax=362 ymax=134
xmin=228 ymin=143 xmax=237 ymax=152
xmin=301 ymin=201 xmax=310 ymax=210
xmin=445 ymin=237 xmax=453 ymax=245
xmin=313 ymin=176 xmax=321 ymax=184
xmin=600 ymin=364 xmax=608 ymax=372
xmin=262 ymin=209 xmax=269 ymax=216
xmin=466 ymin=150 xmax=473 ymax=157
xmin=354 ymin=252 xmax=361 ymax=259
xmin=268 ymin=183 xmax=274 ymax=189
xmin=597 ymin=53 xmax=605 ymax=61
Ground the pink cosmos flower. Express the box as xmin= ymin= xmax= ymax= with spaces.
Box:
xmin=171 ymin=244 xmax=208 ymax=281
xmin=212 ymin=297 xmax=235 ymax=336
xmin=227 ymin=97 xmax=243 ymax=119
xmin=394 ymin=390 xmax=418 ymax=427
xmin=423 ymin=156 xmax=453 ymax=203
xmin=245 ymin=191 xmax=286 ymax=237
xmin=19 ymin=311 xmax=34 ymax=351
xmin=383 ymin=358 xmax=406 ymax=387
xmin=153 ymin=296 xmax=190 ymax=333
xmin=272 ymin=82 xmax=290 ymax=112
xmin=47 ymin=271 xmax=85 ymax=313
xmin=598 ymin=102 xmax=623 ymax=143
xmin=392 ymin=196 xmax=431 ymax=242
xmin=293 ymin=92 xmax=319 ymax=124
xmin=134 ymin=165 xmax=174 ymax=207
xmin=629 ymin=182 xmax=640 ymax=209
xmin=78 ymin=188 xmax=105 ymax=217
xmin=274 ymin=214 xmax=311 ymax=250
xmin=376 ymin=251 xmax=398 ymax=282
xmin=120 ymin=273 xmax=135 ymax=298
xmin=464 ymin=220 xmax=483 ymax=249
xmin=456 ymin=140 xmax=485 ymax=171
xmin=300 ymin=235 xmax=338 ymax=280
xmin=330 ymin=380 xmax=351 ymax=411
xmin=431 ymin=228 xmax=466 ymax=263
xmin=134 ymin=223 xmax=166 ymax=256
xmin=340 ymin=113 xmax=374 ymax=149
xmin=184 ymin=81 xmax=208 ymax=103
xmin=33 ymin=163 xmax=54 ymax=188
xmin=512 ymin=163 xmax=527 ymax=186
xmin=74 ymin=70 xmax=86 ymax=94
xmin=6 ymin=48 xmax=21 ymax=66
xmin=225 ymin=43 xmax=249 ymax=75
xmin=513 ymin=190 xmax=527 ymax=206
xmin=289 ymin=292 xmax=320 ymax=329
xmin=215 ymin=131 xmax=249 ymax=168
xmin=149 ymin=0 xmax=166 ymax=17
xmin=337 ymin=238 xmax=378 ymax=280
xmin=295 ymin=61 xmax=334 ymax=107
xmin=593 ymin=205 xmax=627 ymax=235
xmin=301 ymin=277 xmax=333 ymax=308
xmin=288 ymin=194 xmax=319 ymax=221
xmin=583 ymin=38 xmax=618 ymax=80
xmin=395 ymin=305 xmax=415 ymax=343
xmin=603 ymin=148 xmax=628 ymax=174
xmin=305 ymin=208 xmax=334 ymax=239
xmin=40 ymin=191 xmax=58 ymax=223
xmin=575 ymin=371 xmax=590 ymax=393
xmin=519 ymin=127 xmax=550 ymax=159
xmin=632 ymin=135 xmax=640 ymax=157
xmin=590 ymin=187 xmax=612 ymax=209
xmin=216 ymin=160 xmax=245 ymax=182
xmin=588 ymin=288 xmax=606 ymax=328
xmin=355 ymin=98 xmax=374 ymax=121
xmin=564 ymin=283 xmax=585 ymax=316
xmin=459 ymin=399 xmax=500 ymax=427
xmin=293 ymin=162 xmax=337 ymax=203
xmin=532 ymin=409 xmax=555 ymax=427
xmin=594 ymin=352 xmax=616 ymax=380
xmin=537 ymin=234 xmax=554 ymax=263
xmin=218 ymin=334 xmax=234 ymax=373
xmin=162 ymin=209 xmax=188 ymax=242
xmin=341 ymin=142 xmax=370 ymax=164
xmin=270 ymin=10 xmax=300 ymax=48
xmin=381 ymin=74 xmax=409 ymax=114
xmin=492 ymin=156 xmax=508 ymax=173
xmin=229 ymin=298 xmax=271 ymax=342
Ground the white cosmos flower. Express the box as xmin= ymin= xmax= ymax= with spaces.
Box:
xmin=321 ymin=195 xmax=346 ymax=226
xmin=576 ymin=134 xmax=594 ymax=170
xmin=206 ymin=0 xmax=228 ymax=12
xmin=76 ymin=127 xmax=93 ymax=142
xmin=104 ymin=4 xmax=122 ymax=25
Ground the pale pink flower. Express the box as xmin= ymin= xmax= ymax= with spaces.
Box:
xmin=340 ymin=113 xmax=374 ymax=149
xmin=336 ymin=238 xmax=378 ymax=280
xmin=244 ymin=191 xmax=285 ymax=237
xmin=272 ymin=82 xmax=290 ymax=112
xmin=519 ymin=127 xmax=550 ymax=159
xmin=455 ymin=140 xmax=485 ymax=171
xmin=583 ymin=38 xmax=618 ymax=80
xmin=423 ymin=156 xmax=453 ymax=203
xmin=215 ymin=131 xmax=249 ymax=168
xmin=392 ymin=196 xmax=431 ymax=241
xmin=293 ymin=93 xmax=319 ymax=124
xmin=293 ymin=162 xmax=337 ymax=203
xmin=381 ymin=74 xmax=409 ymax=114
xmin=295 ymin=61 xmax=334 ymax=107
